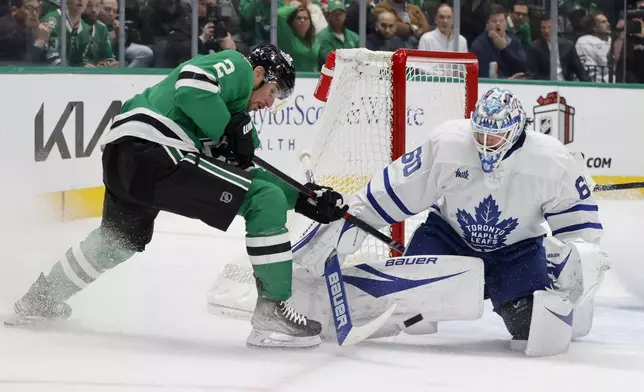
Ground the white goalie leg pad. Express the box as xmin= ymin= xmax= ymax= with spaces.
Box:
xmin=565 ymin=241 xmax=609 ymax=339
xmin=524 ymin=289 xmax=573 ymax=357
xmin=571 ymin=298 xmax=594 ymax=340
xmin=570 ymin=242 xmax=611 ymax=304
xmin=292 ymin=219 xmax=367 ymax=277
xmin=207 ymin=253 xmax=484 ymax=342
xmin=206 ymin=259 xmax=256 ymax=319
xmin=336 ymin=254 xmax=484 ymax=338
xmin=544 ymin=237 xmax=610 ymax=339
xmin=206 ymin=257 xmax=323 ymax=321
xmin=544 ymin=237 xmax=611 ymax=303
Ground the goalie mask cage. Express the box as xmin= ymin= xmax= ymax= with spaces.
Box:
xmin=293 ymin=49 xmax=478 ymax=261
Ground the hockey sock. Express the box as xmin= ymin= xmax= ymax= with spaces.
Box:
xmin=46 ymin=227 xmax=135 ymax=302
xmin=246 ymin=229 xmax=293 ymax=301
xmin=238 ymin=176 xmax=294 ymax=301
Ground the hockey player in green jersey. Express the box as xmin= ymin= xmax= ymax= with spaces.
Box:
xmin=5 ymin=45 xmax=347 ymax=349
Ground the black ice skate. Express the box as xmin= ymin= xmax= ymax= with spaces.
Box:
xmin=246 ymin=296 xmax=322 ymax=349
xmin=4 ymin=273 xmax=72 ymax=327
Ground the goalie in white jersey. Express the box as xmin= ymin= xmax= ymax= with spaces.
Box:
xmin=292 ymin=87 xmax=609 ymax=354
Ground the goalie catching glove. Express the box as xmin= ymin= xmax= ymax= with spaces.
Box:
xmin=294 ymin=183 xmax=348 ymax=224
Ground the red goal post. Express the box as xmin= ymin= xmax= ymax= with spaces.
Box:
xmin=390 ymin=50 xmax=479 ymax=255
xmin=310 ymin=48 xmax=479 ymax=259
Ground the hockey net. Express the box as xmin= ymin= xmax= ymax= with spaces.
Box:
xmin=287 ymin=49 xmax=479 ymax=263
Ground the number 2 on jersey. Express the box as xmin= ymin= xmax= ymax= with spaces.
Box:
xmin=402 ymin=147 xmax=422 ymax=177
xmin=213 ymin=59 xmax=235 ymax=78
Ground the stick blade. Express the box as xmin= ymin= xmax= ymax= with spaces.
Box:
xmin=339 ymin=303 xmax=397 ymax=346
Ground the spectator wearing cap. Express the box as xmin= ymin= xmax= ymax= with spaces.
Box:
xmin=316 ymin=0 xmax=359 ymax=66
xmin=559 ymin=2 xmax=587 ymax=43
xmin=418 ymin=3 xmax=467 ymax=52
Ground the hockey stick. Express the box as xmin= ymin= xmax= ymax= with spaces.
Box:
xmin=300 ymin=151 xmax=316 ymax=184
xmin=253 ymin=155 xmax=406 ymax=254
xmin=297 ymin=151 xmax=397 ymax=346
xmin=593 ymin=182 xmax=644 ymax=192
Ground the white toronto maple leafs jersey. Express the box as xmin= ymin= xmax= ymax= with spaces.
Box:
xmin=349 ymin=119 xmax=603 ymax=252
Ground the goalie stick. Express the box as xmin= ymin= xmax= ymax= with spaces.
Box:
xmin=594 ymin=182 xmax=644 ymax=192
xmin=296 ymin=151 xmax=397 ymax=346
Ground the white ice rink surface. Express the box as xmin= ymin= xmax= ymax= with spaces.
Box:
xmin=0 ymin=199 xmax=643 ymax=392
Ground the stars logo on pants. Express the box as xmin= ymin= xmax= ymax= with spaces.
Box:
xmin=220 ymin=191 xmax=233 ymax=204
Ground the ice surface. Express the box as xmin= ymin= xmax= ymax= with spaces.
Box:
xmin=0 ymin=200 xmax=642 ymax=392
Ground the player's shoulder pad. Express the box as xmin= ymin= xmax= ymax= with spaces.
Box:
xmin=220 ymin=50 xmax=253 ymax=72
xmin=187 ymin=51 xmax=250 ymax=74
xmin=518 ymin=131 xmax=575 ymax=178
xmin=428 ymin=119 xmax=472 ymax=142
xmin=523 ymin=131 xmax=570 ymax=158
xmin=427 ymin=119 xmax=475 ymax=161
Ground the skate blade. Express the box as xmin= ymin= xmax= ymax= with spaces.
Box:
xmin=246 ymin=328 xmax=322 ymax=349
xmin=3 ymin=313 xmax=67 ymax=329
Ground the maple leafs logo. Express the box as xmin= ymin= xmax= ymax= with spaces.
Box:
xmin=456 ymin=195 xmax=519 ymax=250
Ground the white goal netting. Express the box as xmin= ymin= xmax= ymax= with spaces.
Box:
xmin=288 ymin=49 xmax=478 ymax=263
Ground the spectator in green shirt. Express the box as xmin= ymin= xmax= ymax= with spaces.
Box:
xmin=82 ymin=0 xmax=118 ymax=67
xmin=316 ymin=0 xmax=359 ymax=67
xmin=41 ymin=0 xmax=91 ymax=66
xmin=277 ymin=2 xmax=320 ymax=72
xmin=506 ymin=1 xmax=531 ymax=51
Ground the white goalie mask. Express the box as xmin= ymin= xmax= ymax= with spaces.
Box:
xmin=470 ymin=88 xmax=527 ymax=173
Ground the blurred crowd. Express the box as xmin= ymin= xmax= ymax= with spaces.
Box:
xmin=1 ymin=0 xmax=643 ymax=83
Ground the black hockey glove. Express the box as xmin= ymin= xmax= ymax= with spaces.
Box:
xmin=294 ymin=183 xmax=349 ymax=224
xmin=223 ymin=112 xmax=254 ymax=167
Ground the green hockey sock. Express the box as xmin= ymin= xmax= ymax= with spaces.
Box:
xmin=46 ymin=227 xmax=135 ymax=302
xmin=238 ymin=176 xmax=294 ymax=301
xmin=246 ymin=230 xmax=293 ymax=301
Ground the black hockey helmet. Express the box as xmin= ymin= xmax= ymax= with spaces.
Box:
xmin=248 ymin=44 xmax=295 ymax=100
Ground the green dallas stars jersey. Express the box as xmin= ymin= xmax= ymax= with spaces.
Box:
xmin=85 ymin=21 xmax=115 ymax=64
xmin=41 ymin=10 xmax=92 ymax=66
xmin=102 ymin=50 xmax=260 ymax=154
